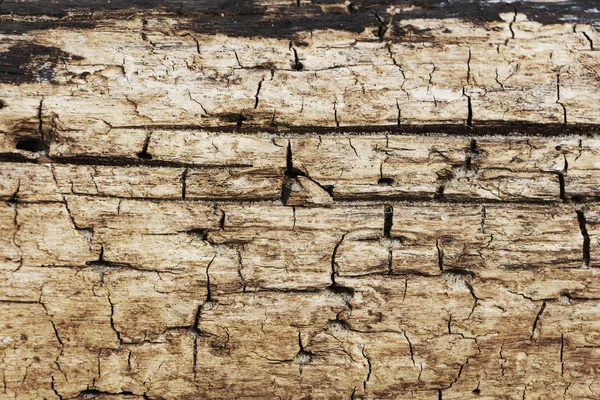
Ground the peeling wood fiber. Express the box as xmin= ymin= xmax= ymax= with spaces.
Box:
xmin=2 ymin=1 xmax=600 ymax=399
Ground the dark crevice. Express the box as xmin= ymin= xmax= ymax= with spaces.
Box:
xmin=371 ymin=11 xmax=389 ymax=42
xmin=383 ymin=205 xmax=393 ymax=238
xmin=433 ymin=184 xmax=445 ymax=201
xmin=556 ymin=74 xmax=567 ymax=126
xmin=436 ymin=238 xmax=444 ymax=272
xmin=136 ymin=130 xmax=152 ymax=159
xmin=254 ymin=77 xmax=264 ymax=109
xmin=466 ymin=48 xmax=472 ymax=85
xmin=530 ymin=301 xmax=546 ymax=340
xmin=219 ymin=209 xmax=226 ymax=230
xmin=107 ymin=294 xmax=123 ymax=348
xmin=290 ymin=44 xmax=303 ymax=71
xmin=38 ymin=97 xmax=45 ymax=145
xmin=205 ymin=255 xmax=216 ymax=305
xmin=582 ymin=31 xmax=594 ymax=51
xmin=507 ymin=8 xmax=517 ymax=43
xmin=403 ymin=331 xmax=416 ymax=366
xmin=361 ymin=345 xmax=371 ymax=391
xmin=480 ymin=205 xmax=486 ymax=234
xmin=181 ymin=167 xmax=188 ymax=200
xmin=51 ymin=375 xmax=63 ymax=400
xmin=466 ymin=95 xmax=473 ymax=129
xmin=330 ymin=233 xmax=346 ymax=286
xmin=576 ymin=209 xmax=591 ymax=267
xmin=557 ymin=155 xmax=567 ymax=201
xmin=236 ymin=250 xmax=247 ymax=292
xmin=234 ymin=50 xmax=243 ymax=68
xmin=465 ymin=138 xmax=479 ymax=169
xmin=560 ymin=332 xmax=565 ymax=376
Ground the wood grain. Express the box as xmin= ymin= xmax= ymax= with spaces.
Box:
xmin=2 ymin=1 xmax=600 ymax=399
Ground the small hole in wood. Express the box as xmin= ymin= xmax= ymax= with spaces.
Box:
xmin=16 ymin=138 xmax=44 ymax=152
xmin=0 ymin=100 xmax=5 ymax=109
xmin=378 ymin=177 xmax=395 ymax=186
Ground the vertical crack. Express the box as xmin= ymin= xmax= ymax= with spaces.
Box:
xmin=254 ymin=77 xmax=264 ymax=109
xmin=8 ymin=184 xmax=23 ymax=271
xmin=204 ymin=255 xmax=216 ymax=307
xmin=233 ymin=51 xmax=243 ymax=68
xmin=466 ymin=281 xmax=479 ymax=318
xmin=236 ymin=250 xmax=247 ymax=292
xmin=480 ymin=205 xmax=486 ymax=234
xmin=427 ymin=62 xmax=436 ymax=94
xmin=436 ymin=239 xmax=444 ymax=273
xmin=192 ymin=37 xmax=201 ymax=55
xmin=576 ymin=209 xmax=591 ymax=267
xmin=192 ymin=329 xmax=198 ymax=381
xmin=107 ymin=294 xmax=123 ymax=348
xmin=506 ymin=8 xmax=517 ymax=45
xmin=396 ymin=100 xmax=402 ymax=126
xmin=581 ymin=31 xmax=594 ymax=51
xmin=371 ymin=11 xmax=390 ymax=42
xmin=38 ymin=97 xmax=45 ymax=146
xmin=403 ymin=331 xmax=416 ymax=366
xmin=465 ymin=138 xmax=479 ymax=169
xmin=434 ymin=184 xmax=445 ymax=201
xmin=294 ymin=332 xmax=312 ymax=375
xmin=348 ymin=138 xmax=359 ymax=158
xmin=495 ymin=67 xmax=505 ymax=90
xmin=464 ymin=91 xmax=473 ymax=129
xmin=181 ymin=168 xmax=188 ymax=200
xmin=530 ymin=301 xmax=547 ymax=340
xmin=383 ymin=205 xmax=393 ymax=238
xmin=361 ymin=345 xmax=371 ymax=391
xmin=557 ymin=155 xmax=567 ymax=201
xmin=281 ymin=140 xmax=295 ymax=204
xmin=137 ymin=130 xmax=152 ymax=159
xmin=466 ymin=48 xmax=472 ymax=85
xmin=127 ymin=351 xmax=132 ymax=371
xmin=334 ymin=100 xmax=340 ymax=127
xmin=330 ymin=234 xmax=347 ymax=286
xmin=556 ymin=73 xmax=567 ymax=125
xmin=290 ymin=43 xmax=303 ymax=71
xmin=51 ymin=375 xmax=64 ymax=400
xmin=560 ymin=332 xmax=565 ymax=376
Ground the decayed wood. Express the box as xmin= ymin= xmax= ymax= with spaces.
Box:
xmin=2 ymin=1 xmax=600 ymax=399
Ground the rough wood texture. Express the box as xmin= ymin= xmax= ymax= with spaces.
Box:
xmin=2 ymin=1 xmax=600 ymax=399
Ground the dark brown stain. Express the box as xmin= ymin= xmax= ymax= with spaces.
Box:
xmin=0 ymin=1 xmax=598 ymax=36
xmin=0 ymin=43 xmax=83 ymax=85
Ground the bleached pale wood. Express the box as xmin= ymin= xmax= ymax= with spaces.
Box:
xmin=2 ymin=1 xmax=600 ymax=399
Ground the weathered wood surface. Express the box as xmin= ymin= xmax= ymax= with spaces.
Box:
xmin=2 ymin=1 xmax=600 ymax=399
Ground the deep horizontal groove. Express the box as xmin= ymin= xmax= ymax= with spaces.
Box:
xmin=1 ymin=194 xmax=587 ymax=208
xmin=0 ymin=154 xmax=254 ymax=169
xmin=50 ymin=122 xmax=600 ymax=137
